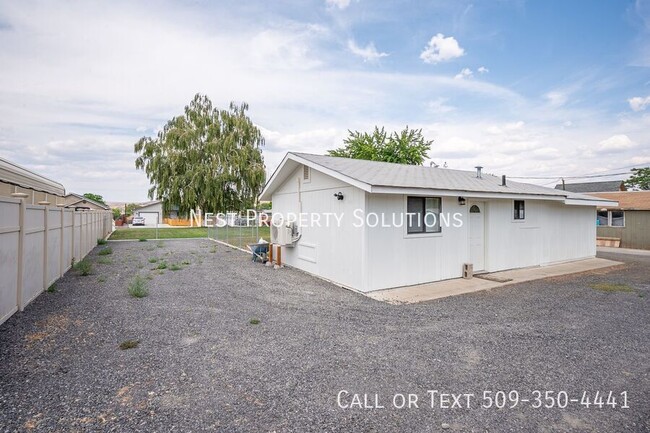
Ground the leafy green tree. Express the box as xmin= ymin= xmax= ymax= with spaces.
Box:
xmin=125 ymin=203 xmax=138 ymax=216
xmin=328 ymin=126 xmax=432 ymax=165
xmin=134 ymin=94 xmax=266 ymax=213
xmin=625 ymin=167 xmax=650 ymax=190
xmin=112 ymin=208 xmax=121 ymax=219
xmin=83 ymin=193 xmax=107 ymax=206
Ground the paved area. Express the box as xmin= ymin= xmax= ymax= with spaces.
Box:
xmin=598 ymin=246 xmax=650 ymax=256
xmin=368 ymin=257 xmax=623 ymax=304
xmin=0 ymin=240 xmax=648 ymax=432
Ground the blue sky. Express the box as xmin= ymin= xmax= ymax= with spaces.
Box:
xmin=0 ymin=0 xmax=648 ymax=202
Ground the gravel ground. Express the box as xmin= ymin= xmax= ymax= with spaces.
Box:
xmin=0 ymin=240 xmax=648 ymax=432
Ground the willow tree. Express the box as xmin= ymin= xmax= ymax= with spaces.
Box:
xmin=134 ymin=94 xmax=266 ymax=214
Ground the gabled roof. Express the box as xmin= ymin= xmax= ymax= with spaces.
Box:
xmin=64 ymin=192 xmax=110 ymax=210
xmin=588 ymin=191 xmax=650 ymax=210
xmin=137 ymin=200 xmax=162 ymax=210
xmin=0 ymin=156 xmax=65 ymax=196
xmin=260 ymin=153 xmax=616 ymax=207
xmin=554 ymin=180 xmax=626 ymax=193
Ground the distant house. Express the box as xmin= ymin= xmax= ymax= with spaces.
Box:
xmin=0 ymin=156 xmax=66 ymax=205
xmin=135 ymin=200 xmax=163 ymax=226
xmin=555 ymin=180 xmax=626 ymax=193
xmin=260 ymin=153 xmax=616 ymax=293
xmin=588 ymin=191 xmax=650 ymax=250
xmin=62 ymin=193 xmax=110 ymax=211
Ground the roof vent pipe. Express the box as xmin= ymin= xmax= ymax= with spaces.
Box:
xmin=501 ymin=175 xmax=507 ymax=186
xmin=475 ymin=166 xmax=483 ymax=179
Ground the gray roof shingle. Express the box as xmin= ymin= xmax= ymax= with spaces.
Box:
xmin=293 ymin=153 xmax=569 ymax=197
xmin=553 ymin=180 xmax=625 ymax=193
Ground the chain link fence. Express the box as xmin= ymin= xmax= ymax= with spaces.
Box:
xmin=206 ymin=213 xmax=270 ymax=250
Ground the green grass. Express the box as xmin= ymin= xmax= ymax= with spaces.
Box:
xmin=128 ymin=275 xmax=149 ymax=298
xmin=169 ymin=263 xmax=182 ymax=271
xmin=249 ymin=318 xmax=261 ymax=325
xmin=119 ymin=339 xmax=140 ymax=350
xmin=98 ymin=247 xmax=113 ymax=256
xmin=97 ymin=238 xmax=107 ymax=245
xmin=590 ymin=283 xmax=635 ymax=293
xmin=109 ymin=227 xmax=209 ymax=240
xmin=97 ymin=257 xmax=112 ymax=265
xmin=74 ymin=259 xmax=92 ymax=276
xmin=47 ymin=283 xmax=57 ymax=293
xmin=148 ymin=257 xmax=159 ymax=263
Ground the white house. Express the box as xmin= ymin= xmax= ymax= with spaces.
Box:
xmin=136 ymin=200 xmax=163 ymax=226
xmin=260 ymin=152 xmax=616 ymax=293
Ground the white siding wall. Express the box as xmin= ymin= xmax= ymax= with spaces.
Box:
xmin=365 ymin=194 xmax=468 ymax=292
xmin=484 ymin=199 xmax=596 ymax=272
xmin=272 ymin=166 xmax=366 ymax=290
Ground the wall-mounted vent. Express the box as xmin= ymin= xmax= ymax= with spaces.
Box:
xmin=303 ymin=165 xmax=310 ymax=182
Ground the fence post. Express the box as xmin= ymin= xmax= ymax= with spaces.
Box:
xmin=42 ymin=206 xmax=48 ymax=292
xmin=16 ymin=199 xmax=26 ymax=311
xmin=59 ymin=207 xmax=64 ymax=278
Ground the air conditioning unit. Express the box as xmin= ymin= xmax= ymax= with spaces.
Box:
xmin=271 ymin=222 xmax=293 ymax=246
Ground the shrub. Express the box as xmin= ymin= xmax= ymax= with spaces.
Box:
xmin=148 ymin=257 xmax=158 ymax=263
xmin=155 ymin=262 xmax=167 ymax=270
xmin=97 ymin=238 xmax=107 ymax=245
xmin=97 ymin=257 xmax=112 ymax=265
xmin=128 ymin=275 xmax=149 ymax=298
xmin=119 ymin=339 xmax=140 ymax=350
xmin=138 ymin=238 xmax=148 ymax=242
xmin=47 ymin=283 xmax=57 ymax=293
xmin=170 ymin=264 xmax=182 ymax=271
xmin=98 ymin=247 xmax=113 ymax=256
xmin=75 ymin=259 xmax=92 ymax=276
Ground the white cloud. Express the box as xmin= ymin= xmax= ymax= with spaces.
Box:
xmin=628 ymin=95 xmax=650 ymax=111
xmin=347 ymin=39 xmax=389 ymax=62
xmin=595 ymin=134 xmax=638 ymax=154
xmin=454 ymin=68 xmax=473 ymax=80
xmin=477 ymin=66 xmax=489 ymax=74
xmin=420 ymin=33 xmax=465 ymax=64
xmin=426 ymin=97 xmax=456 ymax=114
xmin=544 ymin=91 xmax=568 ymax=107
xmin=325 ymin=0 xmax=351 ymax=9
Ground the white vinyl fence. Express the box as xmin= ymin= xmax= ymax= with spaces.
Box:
xmin=0 ymin=196 xmax=113 ymax=326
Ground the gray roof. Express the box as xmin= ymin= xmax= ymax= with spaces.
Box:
xmin=293 ymin=153 xmax=569 ymax=197
xmin=0 ymin=156 xmax=65 ymax=196
xmin=554 ymin=180 xmax=625 ymax=193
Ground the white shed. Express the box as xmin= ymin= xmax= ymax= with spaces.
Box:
xmin=260 ymin=152 xmax=617 ymax=293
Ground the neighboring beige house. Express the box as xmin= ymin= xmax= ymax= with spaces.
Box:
xmin=0 ymin=156 xmax=66 ymax=205
xmin=589 ymin=191 xmax=650 ymax=250
xmin=62 ymin=192 xmax=110 ymax=211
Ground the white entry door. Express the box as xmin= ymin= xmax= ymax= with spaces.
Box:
xmin=469 ymin=202 xmax=485 ymax=272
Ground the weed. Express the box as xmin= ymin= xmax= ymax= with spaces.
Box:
xmin=590 ymin=283 xmax=635 ymax=293
xmin=148 ymin=257 xmax=158 ymax=263
xmin=98 ymin=247 xmax=113 ymax=256
xmin=47 ymin=283 xmax=56 ymax=293
xmin=75 ymin=259 xmax=92 ymax=276
xmin=181 ymin=260 xmax=191 ymax=265
xmin=170 ymin=264 xmax=182 ymax=271
xmin=119 ymin=339 xmax=140 ymax=350
xmin=145 ymin=274 xmax=154 ymax=280
xmin=210 ymin=247 xmax=217 ymax=253
xmin=249 ymin=318 xmax=261 ymax=325
xmin=138 ymin=238 xmax=147 ymax=242
xmin=156 ymin=241 xmax=164 ymax=248
xmin=97 ymin=275 xmax=107 ymax=283
xmin=97 ymin=257 xmax=112 ymax=265
xmin=155 ymin=262 xmax=167 ymax=270
xmin=97 ymin=238 xmax=107 ymax=245
xmin=128 ymin=275 xmax=149 ymax=298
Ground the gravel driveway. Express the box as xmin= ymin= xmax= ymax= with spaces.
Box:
xmin=1 ymin=240 xmax=648 ymax=432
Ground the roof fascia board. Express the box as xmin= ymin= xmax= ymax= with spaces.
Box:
xmin=369 ymin=185 xmax=566 ymax=201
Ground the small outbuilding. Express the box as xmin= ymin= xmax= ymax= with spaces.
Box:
xmin=260 ymin=153 xmax=616 ymax=293
xmin=589 ymin=191 xmax=650 ymax=250
xmin=62 ymin=193 xmax=110 ymax=211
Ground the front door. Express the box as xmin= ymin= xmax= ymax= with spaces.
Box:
xmin=469 ymin=202 xmax=485 ymax=272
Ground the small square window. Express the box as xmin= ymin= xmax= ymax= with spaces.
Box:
xmin=610 ymin=211 xmax=624 ymax=227
xmin=514 ymin=200 xmax=525 ymax=220
xmin=597 ymin=210 xmax=608 ymax=226
xmin=407 ymin=196 xmax=441 ymax=234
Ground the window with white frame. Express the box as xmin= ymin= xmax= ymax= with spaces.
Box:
xmin=597 ymin=210 xmax=625 ymax=227
xmin=513 ymin=200 xmax=525 ymax=220
xmin=407 ymin=196 xmax=441 ymax=234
